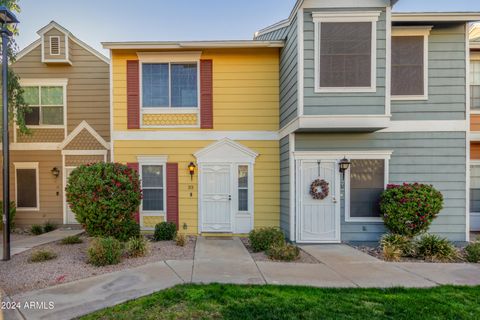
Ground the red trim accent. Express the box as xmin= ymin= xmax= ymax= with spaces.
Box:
xmin=200 ymin=59 xmax=213 ymax=129
xmin=127 ymin=60 xmax=140 ymax=129
xmin=166 ymin=163 xmax=179 ymax=229
xmin=127 ymin=162 xmax=140 ymax=223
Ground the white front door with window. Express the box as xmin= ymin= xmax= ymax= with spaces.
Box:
xmin=65 ymin=167 xmax=80 ymax=224
xmin=297 ymin=160 xmax=340 ymax=243
xmin=200 ymin=164 xmax=233 ymax=232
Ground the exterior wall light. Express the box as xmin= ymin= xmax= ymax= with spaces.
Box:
xmin=51 ymin=167 xmax=60 ymax=178
xmin=339 ymin=157 xmax=351 ymax=178
xmin=188 ymin=162 xmax=196 ymax=180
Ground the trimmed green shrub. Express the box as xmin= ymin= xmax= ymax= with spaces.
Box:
xmin=43 ymin=221 xmax=57 ymax=233
xmin=65 ymin=162 xmax=142 ymax=241
xmin=465 ymin=242 xmax=480 ymax=263
xmin=60 ymin=235 xmax=83 ymax=245
xmin=153 ymin=222 xmax=177 ymax=241
xmin=87 ymin=237 xmax=122 ymax=266
xmin=28 ymin=250 xmax=57 ymax=263
xmin=416 ymin=234 xmax=457 ymax=262
xmin=248 ymin=227 xmax=285 ymax=252
xmin=0 ymin=201 xmax=15 ymax=230
xmin=30 ymin=224 xmax=44 ymax=235
xmin=267 ymin=244 xmax=300 ymax=261
xmin=125 ymin=237 xmax=149 ymax=258
xmin=380 ymin=183 xmax=444 ymax=237
xmin=380 ymin=233 xmax=416 ymax=258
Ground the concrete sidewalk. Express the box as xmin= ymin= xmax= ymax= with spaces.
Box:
xmin=5 ymin=241 xmax=480 ymax=320
xmin=0 ymin=229 xmax=84 ymax=257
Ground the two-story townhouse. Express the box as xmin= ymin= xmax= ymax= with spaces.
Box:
xmin=1 ymin=21 xmax=110 ymax=226
xmin=103 ymin=42 xmax=282 ymax=233
xmin=256 ymin=0 xmax=479 ymax=243
xmin=470 ymin=24 xmax=480 ymax=232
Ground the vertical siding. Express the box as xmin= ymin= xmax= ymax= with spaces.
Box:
xmin=279 ymin=136 xmax=290 ymax=237
xmin=303 ymin=8 xmax=387 ymax=115
xmin=295 ymin=132 xmax=467 ymax=242
xmin=392 ymin=24 xmax=466 ymax=121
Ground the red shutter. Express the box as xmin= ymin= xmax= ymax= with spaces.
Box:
xmin=200 ymin=59 xmax=213 ymax=129
xmin=127 ymin=162 xmax=140 ymax=223
xmin=166 ymin=163 xmax=179 ymax=229
xmin=127 ymin=60 xmax=140 ymax=129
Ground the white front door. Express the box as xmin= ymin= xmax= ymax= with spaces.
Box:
xmin=65 ymin=167 xmax=80 ymax=224
xmin=297 ymin=160 xmax=340 ymax=243
xmin=200 ymin=164 xmax=233 ymax=232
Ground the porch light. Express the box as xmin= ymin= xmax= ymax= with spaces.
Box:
xmin=188 ymin=162 xmax=196 ymax=180
xmin=339 ymin=157 xmax=351 ymax=177
xmin=51 ymin=167 xmax=60 ymax=178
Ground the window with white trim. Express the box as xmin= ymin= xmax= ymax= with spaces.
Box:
xmin=23 ymin=86 xmax=64 ymax=126
xmin=313 ymin=12 xmax=379 ymax=92
xmin=238 ymin=165 xmax=249 ymax=211
xmin=141 ymin=164 xmax=166 ymax=212
xmin=142 ymin=62 xmax=198 ymax=108
xmin=15 ymin=163 xmax=39 ymax=210
xmin=50 ymin=36 xmax=60 ymax=55
xmin=471 ymin=60 xmax=480 ymax=110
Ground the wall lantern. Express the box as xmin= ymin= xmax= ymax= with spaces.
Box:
xmin=188 ymin=162 xmax=196 ymax=180
xmin=51 ymin=167 xmax=60 ymax=178
xmin=339 ymin=157 xmax=351 ymax=178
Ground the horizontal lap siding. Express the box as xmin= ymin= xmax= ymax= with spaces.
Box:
xmin=392 ymin=24 xmax=466 ymax=121
xmin=303 ymin=8 xmax=387 ymax=115
xmin=279 ymin=136 xmax=290 ymax=238
xmin=114 ymin=140 xmax=279 ymax=234
xmin=295 ymin=132 xmax=466 ymax=242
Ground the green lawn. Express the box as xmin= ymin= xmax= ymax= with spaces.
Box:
xmin=80 ymin=284 xmax=480 ymax=320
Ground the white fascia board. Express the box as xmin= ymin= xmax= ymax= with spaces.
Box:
xmin=102 ymin=41 xmax=284 ymax=50
xmin=393 ymin=13 xmax=480 ymax=22
xmin=112 ymin=131 xmax=279 ymax=141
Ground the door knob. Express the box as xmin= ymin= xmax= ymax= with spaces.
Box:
xmin=228 ymin=195 xmax=232 ymax=201
xmin=332 ymin=197 xmax=338 ymax=204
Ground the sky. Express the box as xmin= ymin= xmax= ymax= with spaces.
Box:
xmin=12 ymin=0 xmax=480 ymax=56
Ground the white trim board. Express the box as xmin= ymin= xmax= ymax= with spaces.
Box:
xmin=379 ymin=120 xmax=467 ymax=132
xmin=113 ymin=131 xmax=279 ymax=141
xmin=14 ymin=162 xmax=40 ymax=212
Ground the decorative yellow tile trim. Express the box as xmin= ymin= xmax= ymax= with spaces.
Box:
xmin=143 ymin=114 xmax=198 ymax=126
xmin=143 ymin=216 xmax=164 ymax=228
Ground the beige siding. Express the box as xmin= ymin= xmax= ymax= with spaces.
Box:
xmin=65 ymin=155 xmax=105 ymax=166
xmin=0 ymin=151 xmax=63 ymax=226
xmin=12 ymin=40 xmax=110 ymax=142
xmin=43 ymin=28 xmax=67 ymax=61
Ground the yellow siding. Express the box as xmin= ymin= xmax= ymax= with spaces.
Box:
xmin=114 ymin=140 xmax=280 ymax=234
xmin=143 ymin=216 xmax=165 ymax=228
xmin=143 ymin=114 xmax=198 ymax=126
xmin=112 ymin=48 xmax=279 ymax=131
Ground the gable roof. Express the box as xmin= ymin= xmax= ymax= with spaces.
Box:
xmin=16 ymin=21 xmax=109 ymax=64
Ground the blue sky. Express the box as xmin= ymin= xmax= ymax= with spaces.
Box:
xmin=14 ymin=0 xmax=480 ymax=56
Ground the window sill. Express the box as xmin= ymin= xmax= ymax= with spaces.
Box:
xmin=345 ymin=217 xmax=383 ymax=223
xmin=23 ymin=125 xmax=65 ymax=129
xmin=391 ymin=95 xmax=428 ymax=101
xmin=471 ymin=110 xmax=480 ymax=115
xmin=142 ymin=108 xmax=199 ymax=114
xmin=315 ymin=87 xmax=377 ymax=94
xmin=17 ymin=207 xmax=40 ymax=212
xmin=141 ymin=211 xmax=166 ymax=216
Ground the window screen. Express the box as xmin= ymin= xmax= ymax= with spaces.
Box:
xmin=471 ymin=165 xmax=480 ymax=213
xmin=16 ymin=168 xmax=37 ymax=208
xmin=350 ymin=159 xmax=385 ymax=218
xmin=320 ymin=22 xmax=372 ymax=88
xmin=471 ymin=61 xmax=480 ymax=110
xmin=238 ymin=165 xmax=248 ymax=211
xmin=142 ymin=165 xmax=164 ymax=211
xmin=391 ymin=36 xmax=424 ymax=96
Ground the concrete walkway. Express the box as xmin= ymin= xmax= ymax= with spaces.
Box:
xmin=4 ymin=240 xmax=480 ymax=320
xmin=0 ymin=229 xmax=84 ymax=257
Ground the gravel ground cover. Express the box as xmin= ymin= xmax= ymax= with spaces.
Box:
xmin=240 ymin=238 xmax=318 ymax=264
xmin=0 ymin=235 xmax=196 ymax=295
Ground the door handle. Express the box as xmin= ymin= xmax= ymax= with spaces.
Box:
xmin=332 ymin=197 xmax=338 ymax=204
xmin=228 ymin=195 xmax=232 ymax=201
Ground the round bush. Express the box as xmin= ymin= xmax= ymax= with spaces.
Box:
xmin=267 ymin=244 xmax=300 ymax=261
xmin=465 ymin=242 xmax=480 ymax=263
xmin=65 ymin=162 xmax=142 ymax=241
xmin=380 ymin=183 xmax=443 ymax=237
xmin=88 ymin=237 xmax=122 ymax=266
xmin=154 ymin=222 xmax=177 ymax=241
xmin=248 ymin=227 xmax=285 ymax=252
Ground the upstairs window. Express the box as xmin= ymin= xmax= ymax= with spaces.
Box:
xmin=142 ymin=62 xmax=198 ymax=108
xmin=23 ymin=86 xmax=64 ymax=126
xmin=391 ymin=27 xmax=431 ymax=100
xmin=313 ymin=12 xmax=380 ymax=93
xmin=472 ymin=60 xmax=480 ymax=111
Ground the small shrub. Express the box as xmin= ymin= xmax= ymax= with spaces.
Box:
xmin=153 ymin=222 xmax=177 ymax=241
xmin=175 ymin=234 xmax=187 ymax=247
xmin=60 ymin=235 xmax=83 ymax=245
xmin=267 ymin=244 xmax=300 ymax=261
xmin=465 ymin=242 xmax=480 ymax=263
xmin=30 ymin=224 xmax=44 ymax=235
xmin=125 ymin=237 xmax=149 ymax=258
xmin=380 ymin=233 xmax=416 ymax=258
xmin=416 ymin=234 xmax=457 ymax=262
xmin=381 ymin=183 xmax=444 ymax=237
xmin=382 ymin=244 xmax=402 ymax=262
xmin=87 ymin=237 xmax=122 ymax=266
xmin=28 ymin=250 xmax=57 ymax=263
xmin=248 ymin=227 xmax=285 ymax=252
xmin=43 ymin=221 xmax=57 ymax=233
xmin=0 ymin=201 xmax=16 ymax=230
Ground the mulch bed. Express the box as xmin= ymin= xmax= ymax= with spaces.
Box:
xmin=0 ymin=235 xmax=196 ymax=296
xmin=240 ymin=238 xmax=319 ymax=264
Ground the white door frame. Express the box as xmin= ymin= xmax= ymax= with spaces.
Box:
xmin=295 ymin=159 xmax=341 ymax=244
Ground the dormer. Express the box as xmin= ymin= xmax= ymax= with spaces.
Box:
xmin=38 ymin=21 xmax=72 ymax=65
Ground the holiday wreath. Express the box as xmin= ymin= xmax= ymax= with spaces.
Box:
xmin=309 ymin=179 xmax=330 ymax=200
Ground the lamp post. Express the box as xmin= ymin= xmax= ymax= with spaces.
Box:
xmin=1 ymin=6 xmax=19 ymax=261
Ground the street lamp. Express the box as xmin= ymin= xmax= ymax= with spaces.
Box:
xmin=1 ymin=6 xmax=19 ymax=261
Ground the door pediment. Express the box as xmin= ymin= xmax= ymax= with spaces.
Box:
xmin=194 ymin=138 xmax=258 ymax=164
